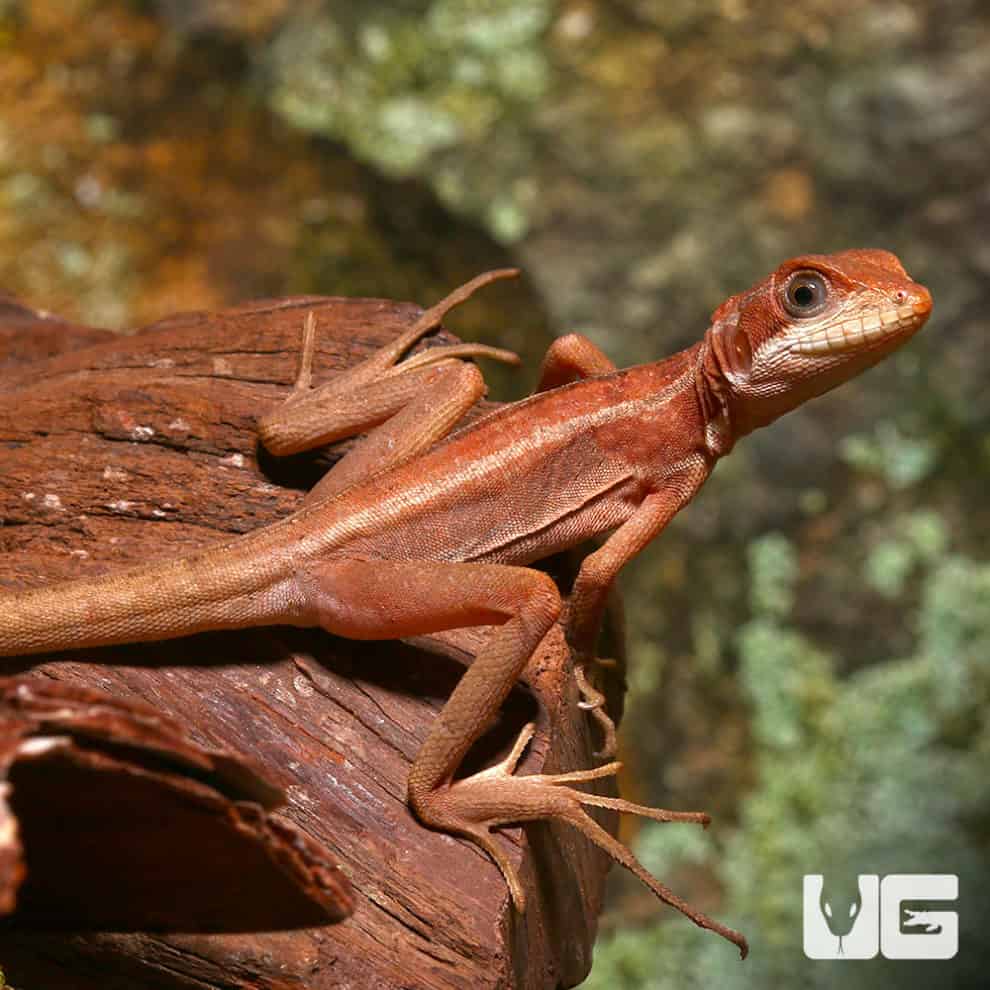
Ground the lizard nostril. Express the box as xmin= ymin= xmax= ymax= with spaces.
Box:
xmin=896 ymin=285 xmax=932 ymax=316
xmin=911 ymin=285 xmax=933 ymax=315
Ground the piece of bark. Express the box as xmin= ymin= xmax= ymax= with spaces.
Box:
xmin=0 ymin=297 xmax=112 ymax=368
xmin=0 ymin=293 xmax=623 ymax=989
xmin=0 ymin=676 xmax=353 ymax=930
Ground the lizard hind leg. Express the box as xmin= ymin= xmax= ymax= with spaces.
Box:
xmin=295 ymin=268 xmax=522 ymax=402
xmin=429 ymin=739 xmax=749 ymax=959
xmin=258 ymin=272 xmax=521 ymax=458
xmin=294 ymin=555 xmax=745 ymax=956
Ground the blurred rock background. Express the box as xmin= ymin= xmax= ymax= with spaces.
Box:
xmin=1 ymin=1 xmax=987 ymax=987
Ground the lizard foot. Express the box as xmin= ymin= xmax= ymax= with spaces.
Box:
xmin=413 ymin=722 xmax=748 ymax=958
xmin=574 ymin=659 xmax=619 ymax=759
xmin=283 ymin=272 xmax=522 ymax=406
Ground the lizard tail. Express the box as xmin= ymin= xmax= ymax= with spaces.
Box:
xmin=0 ymin=540 xmax=304 ymax=658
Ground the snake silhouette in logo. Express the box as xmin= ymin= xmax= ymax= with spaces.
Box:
xmin=818 ymin=876 xmax=864 ymax=955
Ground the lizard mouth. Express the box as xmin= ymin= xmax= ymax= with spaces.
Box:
xmin=789 ymin=298 xmax=931 ymax=356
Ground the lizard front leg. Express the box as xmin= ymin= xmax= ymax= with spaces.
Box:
xmin=290 ymin=556 xmax=746 ymax=957
xmin=532 ymin=334 xmax=631 ymax=749
xmin=535 ymin=332 xmax=617 ymax=392
xmin=563 ymin=459 xmax=712 ymax=758
xmin=566 ymin=459 xmax=711 ymax=653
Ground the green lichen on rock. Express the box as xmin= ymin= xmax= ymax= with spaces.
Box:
xmin=864 ymin=511 xmax=948 ymax=599
xmin=265 ymin=0 xmax=552 ymax=240
xmin=840 ymin=422 xmax=938 ymax=491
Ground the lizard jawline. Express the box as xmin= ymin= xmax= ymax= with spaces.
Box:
xmin=789 ymin=302 xmax=927 ymax=356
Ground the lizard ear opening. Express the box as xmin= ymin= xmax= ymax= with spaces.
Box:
xmin=721 ymin=317 xmax=753 ymax=377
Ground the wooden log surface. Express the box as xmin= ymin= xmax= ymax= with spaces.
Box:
xmin=0 ymin=291 xmax=625 ymax=989
xmin=0 ymin=674 xmax=354 ymax=930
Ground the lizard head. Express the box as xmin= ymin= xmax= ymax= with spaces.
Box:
xmin=704 ymin=249 xmax=932 ymax=434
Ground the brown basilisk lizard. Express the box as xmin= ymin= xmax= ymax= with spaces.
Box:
xmin=0 ymin=250 xmax=933 ymax=956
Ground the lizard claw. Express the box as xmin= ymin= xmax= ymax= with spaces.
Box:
xmin=574 ymin=661 xmax=619 ymax=759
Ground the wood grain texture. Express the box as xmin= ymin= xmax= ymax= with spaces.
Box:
xmin=0 ymin=675 xmax=353 ymax=931
xmin=0 ymin=294 xmax=623 ymax=989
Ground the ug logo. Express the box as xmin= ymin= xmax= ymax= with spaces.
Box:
xmin=803 ymin=874 xmax=958 ymax=959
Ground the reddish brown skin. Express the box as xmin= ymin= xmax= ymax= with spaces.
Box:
xmin=0 ymin=253 xmax=932 ymax=958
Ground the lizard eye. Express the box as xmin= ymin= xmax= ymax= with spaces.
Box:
xmin=783 ymin=271 xmax=829 ymax=318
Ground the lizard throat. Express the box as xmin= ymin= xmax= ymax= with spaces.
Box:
xmin=788 ymin=300 xmax=928 ymax=356
xmin=694 ymin=336 xmax=737 ymax=456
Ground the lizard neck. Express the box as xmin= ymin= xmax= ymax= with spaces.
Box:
xmin=694 ymin=332 xmax=738 ymax=459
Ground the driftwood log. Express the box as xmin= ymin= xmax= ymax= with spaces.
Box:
xmin=0 ymin=674 xmax=354 ymax=929
xmin=0 ymin=291 xmax=626 ymax=989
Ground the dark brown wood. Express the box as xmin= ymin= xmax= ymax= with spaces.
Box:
xmin=0 ymin=676 xmax=353 ymax=931
xmin=0 ymin=294 xmax=622 ymax=989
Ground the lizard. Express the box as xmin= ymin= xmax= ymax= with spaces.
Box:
xmin=0 ymin=249 xmax=932 ymax=958
xmin=901 ymin=909 xmax=943 ymax=934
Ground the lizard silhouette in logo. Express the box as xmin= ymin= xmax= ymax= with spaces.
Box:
xmin=902 ymin=909 xmax=943 ymax=934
